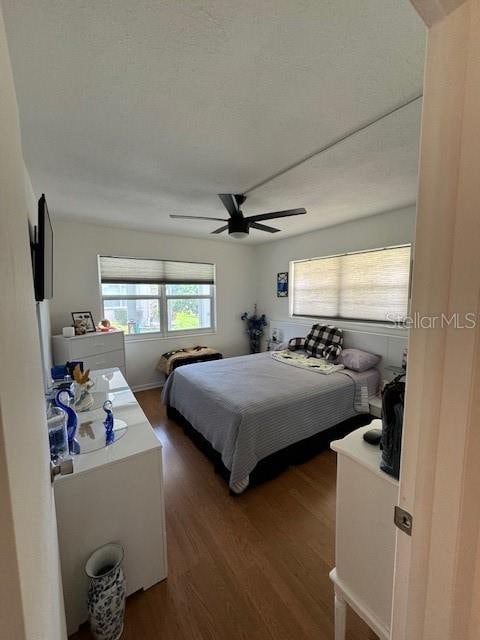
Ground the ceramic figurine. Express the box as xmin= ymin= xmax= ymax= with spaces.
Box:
xmin=98 ymin=318 xmax=112 ymax=332
xmin=85 ymin=543 xmax=126 ymax=640
xmin=72 ymin=364 xmax=95 ymax=412
xmin=103 ymin=400 xmax=115 ymax=446
xmin=55 ymin=389 xmax=80 ymax=455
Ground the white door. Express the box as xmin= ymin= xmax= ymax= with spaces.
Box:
xmin=0 ymin=5 xmax=66 ymax=638
xmin=392 ymin=1 xmax=480 ymax=639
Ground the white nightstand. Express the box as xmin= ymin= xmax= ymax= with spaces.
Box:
xmin=330 ymin=424 xmax=399 ymax=640
xmin=266 ymin=339 xmax=287 ymax=351
xmin=369 ymin=394 xmax=382 ymax=418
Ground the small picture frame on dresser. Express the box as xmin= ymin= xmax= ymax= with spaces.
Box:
xmin=71 ymin=311 xmax=96 ymax=334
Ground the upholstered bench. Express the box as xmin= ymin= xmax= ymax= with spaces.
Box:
xmin=157 ymin=346 xmax=223 ymax=377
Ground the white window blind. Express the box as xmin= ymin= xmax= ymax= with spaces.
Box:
xmin=291 ymin=245 xmax=411 ymax=323
xmin=99 ymin=256 xmax=216 ymax=336
xmin=99 ymin=256 xmax=215 ymax=285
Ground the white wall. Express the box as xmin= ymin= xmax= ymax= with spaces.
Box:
xmin=36 ymin=299 xmax=52 ymax=386
xmin=23 ymin=170 xmax=54 ymax=387
xmin=253 ymin=205 xmax=416 ymax=335
xmin=50 ymin=220 xmax=257 ymax=389
xmin=50 ymin=207 xmax=415 ymax=388
xmin=0 ymin=5 xmax=66 ymax=638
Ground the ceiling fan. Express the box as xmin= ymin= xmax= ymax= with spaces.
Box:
xmin=170 ymin=194 xmax=307 ymax=239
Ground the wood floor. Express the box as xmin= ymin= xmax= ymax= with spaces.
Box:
xmin=72 ymin=389 xmax=377 ymax=640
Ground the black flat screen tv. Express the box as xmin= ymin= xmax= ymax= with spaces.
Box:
xmin=33 ymin=194 xmax=53 ymax=301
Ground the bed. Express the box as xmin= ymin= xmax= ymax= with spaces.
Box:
xmin=162 ymin=351 xmax=379 ymax=493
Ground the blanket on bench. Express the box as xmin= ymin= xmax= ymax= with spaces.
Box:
xmin=158 ymin=346 xmax=222 ymax=376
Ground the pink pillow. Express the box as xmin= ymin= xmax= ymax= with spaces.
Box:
xmin=337 ymin=348 xmax=380 ymax=372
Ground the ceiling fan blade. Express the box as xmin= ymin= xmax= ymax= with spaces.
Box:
xmin=246 ymin=207 xmax=306 ymax=223
xmin=218 ymin=194 xmax=243 ymax=218
xmin=250 ymin=222 xmax=280 ymax=233
xmin=170 ymin=215 xmax=228 ymax=221
xmin=211 ymin=225 xmax=229 ymax=234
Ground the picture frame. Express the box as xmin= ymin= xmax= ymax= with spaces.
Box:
xmin=277 ymin=272 xmax=288 ymax=297
xmin=71 ymin=311 xmax=96 ymax=334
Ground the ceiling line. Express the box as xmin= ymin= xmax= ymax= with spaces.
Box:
xmin=244 ymin=92 xmax=423 ymax=195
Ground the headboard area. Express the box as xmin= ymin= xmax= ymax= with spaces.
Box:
xmin=269 ymin=319 xmax=408 ymax=383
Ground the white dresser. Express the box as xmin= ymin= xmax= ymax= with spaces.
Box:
xmin=54 ymin=368 xmax=167 ymax=635
xmin=329 ymin=423 xmax=399 ymax=640
xmin=52 ymin=330 xmax=126 ymax=377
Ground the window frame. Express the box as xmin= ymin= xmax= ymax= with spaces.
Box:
xmin=164 ymin=286 xmax=216 ymax=336
xmin=101 ymin=283 xmax=216 ymax=339
xmin=289 ymin=244 xmax=412 ymax=326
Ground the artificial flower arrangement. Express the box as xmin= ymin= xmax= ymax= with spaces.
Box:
xmin=241 ymin=305 xmax=268 ymax=353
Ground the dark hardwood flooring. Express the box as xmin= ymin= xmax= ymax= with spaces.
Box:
xmin=72 ymin=389 xmax=376 ymax=640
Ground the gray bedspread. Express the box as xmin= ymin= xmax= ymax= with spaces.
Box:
xmin=162 ymin=352 xmax=378 ymax=492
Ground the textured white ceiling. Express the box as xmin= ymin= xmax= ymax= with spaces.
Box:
xmin=3 ymin=0 xmax=425 ymax=243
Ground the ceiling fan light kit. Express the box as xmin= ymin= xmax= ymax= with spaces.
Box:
xmin=228 ymin=217 xmax=249 ymax=239
xmin=170 ymin=194 xmax=307 ymax=239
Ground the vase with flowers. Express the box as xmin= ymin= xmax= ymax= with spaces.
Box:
xmin=241 ymin=305 xmax=268 ymax=354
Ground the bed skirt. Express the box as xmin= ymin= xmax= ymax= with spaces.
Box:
xmin=167 ymin=405 xmax=372 ymax=493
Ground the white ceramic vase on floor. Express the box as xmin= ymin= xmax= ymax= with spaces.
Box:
xmin=85 ymin=543 xmax=126 ymax=640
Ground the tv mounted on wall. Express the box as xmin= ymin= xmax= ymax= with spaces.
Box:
xmin=32 ymin=194 xmax=53 ymax=301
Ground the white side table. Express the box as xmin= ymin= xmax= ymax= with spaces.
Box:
xmin=369 ymin=394 xmax=382 ymax=418
xmin=330 ymin=423 xmax=399 ymax=640
xmin=266 ymin=339 xmax=287 ymax=351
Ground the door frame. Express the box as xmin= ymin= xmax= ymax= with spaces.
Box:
xmin=392 ymin=2 xmax=480 ymax=638
xmin=0 ymin=6 xmax=67 ymax=638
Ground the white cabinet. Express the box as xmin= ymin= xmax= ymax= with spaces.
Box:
xmin=329 ymin=423 xmax=399 ymax=640
xmin=54 ymin=368 xmax=167 ymax=635
xmin=52 ymin=330 xmax=126 ymax=378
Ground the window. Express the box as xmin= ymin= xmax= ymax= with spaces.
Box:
xmin=291 ymin=245 xmax=411 ymax=323
xmin=99 ymin=257 xmax=215 ymax=336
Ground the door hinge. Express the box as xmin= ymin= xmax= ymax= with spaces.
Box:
xmin=394 ymin=505 xmax=413 ymax=536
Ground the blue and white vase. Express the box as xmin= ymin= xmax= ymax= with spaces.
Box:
xmin=85 ymin=543 xmax=126 ymax=640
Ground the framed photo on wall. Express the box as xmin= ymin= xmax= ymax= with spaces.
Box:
xmin=277 ymin=272 xmax=288 ymax=297
xmin=71 ymin=311 xmax=96 ymax=334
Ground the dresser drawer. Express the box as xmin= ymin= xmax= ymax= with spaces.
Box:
xmin=69 ymin=332 xmax=124 ymax=358
xmin=82 ymin=349 xmax=125 ymax=372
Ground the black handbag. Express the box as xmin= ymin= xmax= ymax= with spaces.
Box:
xmin=380 ymin=374 xmax=406 ymax=479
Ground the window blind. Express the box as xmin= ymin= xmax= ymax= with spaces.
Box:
xmin=291 ymin=245 xmax=411 ymax=323
xmin=99 ymin=256 xmax=215 ymax=285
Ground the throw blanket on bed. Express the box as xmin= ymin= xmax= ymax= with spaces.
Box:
xmin=162 ymin=352 xmax=379 ymax=493
xmin=271 ymin=350 xmax=372 ymax=412
xmin=270 ymin=349 xmax=345 ymax=374
xmin=158 ymin=346 xmax=221 ymax=376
